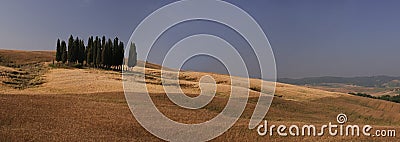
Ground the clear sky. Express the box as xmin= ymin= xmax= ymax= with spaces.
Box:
xmin=1 ymin=0 xmax=400 ymax=78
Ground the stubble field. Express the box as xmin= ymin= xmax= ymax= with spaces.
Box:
xmin=0 ymin=49 xmax=399 ymax=141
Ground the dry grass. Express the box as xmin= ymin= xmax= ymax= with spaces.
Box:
xmin=0 ymin=49 xmax=54 ymax=66
xmin=0 ymin=50 xmax=399 ymax=141
xmin=2 ymin=66 xmax=399 ymax=141
xmin=1 ymin=91 xmax=399 ymax=141
xmin=0 ymin=68 xmax=123 ymax=94
xmin=0 ymin=49 xmax=54 ymax=89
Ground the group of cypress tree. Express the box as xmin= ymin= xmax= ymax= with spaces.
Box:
xmin=55 ymin=35 xmax=125 ymax=70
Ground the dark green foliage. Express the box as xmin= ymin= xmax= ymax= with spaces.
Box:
xmin=102 ymin=36 xmax=106 ymax=47
xmin=73 ymin=37 xmax=79 ymax=64
xmin=101 ymin=41 xmax=109 ymax=66
xmin=348 ymin=92 xmax=375 ymax=98
xmin=101 ymin=38 xmax=117 ymax=69
xmin=101 ymin=36 xmax=106 ymax=66
xmin=107 ymin=38 xmax=113 ymax=68
xmin=95 ymin=37 xmax=102 ymax=67
xmin=61 ymin=41 xmax=67 ymax=63
xmin=378 ymin=95 xmax=400 ymax=103
xmin=118 ymin=41 xmax=124 ymax=70
xmin=348 ymin=92 xmax=400 ymax=103
xmin=91 ymin=37 xmax=97 ymax=66
xmin=86 ymin=36 xmax=93 ymax=65
xmin=113 ymin=37 xmax=119 ymax=67
xmin=78 ymin=39 xmax=85 ymax=64
xmin=67 ymin=35 xmax=74 ymax=63
xmin=56 ymin=39 xmax=61 ymax=62
xmin=56 ymin=35 xmax=125 ymax=70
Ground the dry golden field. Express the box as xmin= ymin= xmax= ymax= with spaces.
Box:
xmin=0 ymin=49 xmax=399 ymax=141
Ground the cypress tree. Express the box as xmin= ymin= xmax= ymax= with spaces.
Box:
xmin=101 ymin=36 xmax=106 ymax=67
xmin=118 ymin=41 xmax=124 ymax=70
xmin=72 ymin=37 xmax=79 ymax=64
xmin=95 ymin=37 xmax=101 ymax=67
xmin=61 ymin=41 xmax=67 ymax=63
xmin=96 ymin=40 xmax=102 ymax=67
xmin=56 ymin=39 xmax=61 ymax=62
xmin=128 ymin=42 xmax=137 ymax=68
xmin=108 ymin=38 xmax=113 ymax=69
xmin=67 ymin=35 xmax=74 ymax=64
xmin=82 ymin=40 xmax=86 ymax=63
xmin=113 ymin=37 xmax=119 ymax=67
xmin=102 ymin=36 xmax=106 ymax=47
xmin=92 ymin=36 xmax=98 ymax=66
xmin=101 ymin=39 xmax=107 ymax=68
xmin=86 ymin=37 xmax=93 ymax=65
xmin=100 ymin=39 xmax=103 ymax=67
xmin=78 ymin=39 xmax=85 ymax=64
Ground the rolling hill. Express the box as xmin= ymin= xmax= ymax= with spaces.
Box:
xmin=0 ymin=49 xmax=399 ymax=141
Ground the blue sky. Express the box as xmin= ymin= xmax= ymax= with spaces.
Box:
xmin=1 ymin=0 xmax=400 ymax=78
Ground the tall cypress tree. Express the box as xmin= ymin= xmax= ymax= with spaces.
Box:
xmin=61 ymin=41 xmax=67 ymax=63
xmin=108 ymin=38 xmax=113 ymax=69
xmin=86 ymin=37 xmax=93 ymax=65
xmin=96 ymin=39 xmax=102 ymax=67
xmin=101 ymin=36 xmax=106 ymax=67
xmin=128 ymin=42 xmax=137 ymax=68
xmin=113 ymin=37 xmax=119 ymax=67
xmin=67 ymin=35 xmax=74 ymax=64
xmin=118 ymin=41 xmax=124 ymax=70
xmin=78 ymin=39 xmax=85 ymax=64
xmin=82 ymin=40 xmax=86 ymax=63
xmin=71 ymin=37 xmax=79 ymax=64
xmin=101 ymin=39 xmax=107 ymax=68
xmin=92 ymin=36 xmax=98 ymax=66
xmin=56 ymin=39 xmax=61 ymax=62
xmin=95 ymin=37 xmax=101 ymax=67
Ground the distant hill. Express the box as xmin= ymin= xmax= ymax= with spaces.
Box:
xmin=279 ymin=76 xmax=400 ymax=88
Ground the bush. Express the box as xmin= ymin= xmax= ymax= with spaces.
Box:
xmin=348 ymin=92 xmax=376 ymax=99
xmin=348 ymin=92 xmax=400 ymax=103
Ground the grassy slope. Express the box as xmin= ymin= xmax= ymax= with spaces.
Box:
xmin=0 ymin=49 xmax=399 ymax=141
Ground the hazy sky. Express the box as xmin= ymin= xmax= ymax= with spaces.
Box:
xmin=1 ymin=0 xmax=400 ymax=78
